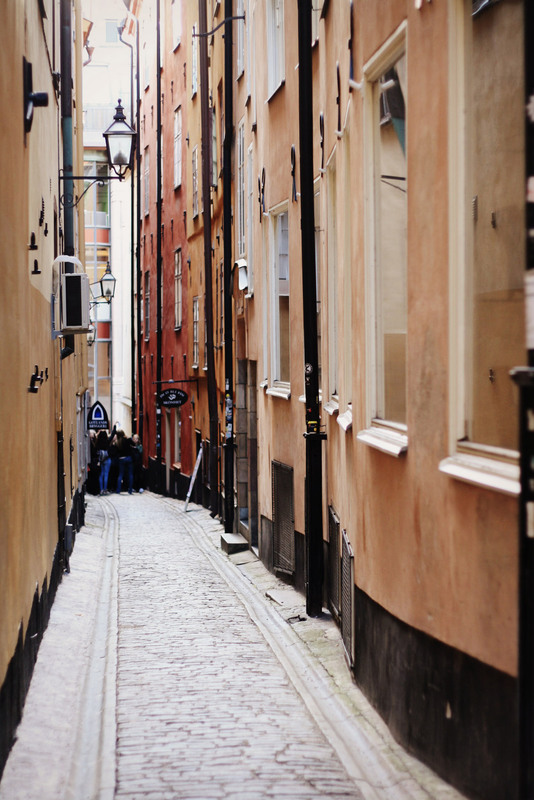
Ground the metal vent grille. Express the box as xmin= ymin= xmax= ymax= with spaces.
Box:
xmin=272 ymin=461 xmax=294 ymax=574
xmin=341 ymin=529 xmax=355 ymax=666
xmin=328 ymin=506 xmax=340 ymax=618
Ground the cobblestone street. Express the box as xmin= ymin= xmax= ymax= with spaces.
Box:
xmin=0 ymin=493 xmax=467 ymax=800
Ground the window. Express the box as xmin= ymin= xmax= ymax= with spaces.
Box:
xmin=237 ymin=0 xmax=245 ymax=77
xmin=220 ymin=261 xmax=224 ymax=344
xmin=271 ymin=209 xmax=290 ymax=385
xmin=174 ymin=249 xmax=182 ymax=329
xmin=144 ymin=271 xmax=150 ymax=340
xmin=204 ymin=303 xmax=208 ymax=369
xmin=439 ymin=0 xmax=524 ymax=491
xmin=211 ymin=106 xmax=218 ymax=188
xmin=267 ymin=0 xmax=285 ymax=97
xmin=364 ymin=32 xmax=407 ymax=428
xmin=314 ymin=183 xmax=322 ymax=386
xmin=237 ymin=120 xmax=245 ymax=257
xmin=143 ymin=41 xmax=150 ymax=88
xmin=144 ymin=149 xmax=150 ymax=216
xmin=174 ymin=408 xmax=182 ymax=465
xmin=192 ymin=24 xmax=198 ymax=96
xmin=192 ymin=146 xmax=199 ymax=218
xmin=247 ymin=144 xmax=255 ymax=293
xmin=327 ymin=157 xmax=338 ymax=399
xmin=159 ymin=129 xmax=163 ymax=201
xmin=192 ymin=296 xmax=199 ymax=367
xmin=105 ymin=20 xmax=119 ymax=43
xmin=171 ymin=0 xmax=182 ymax=49
xmin=174 ymin=107 xmax=182 ymax=188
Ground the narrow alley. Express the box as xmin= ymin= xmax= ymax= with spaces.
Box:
xmin=0 ymin=493 xmax=466 ymax=800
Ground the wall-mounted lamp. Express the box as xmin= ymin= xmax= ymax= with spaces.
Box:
xmin=59 ymin=99 xmax=136 ymax=208
xmin=90 ymin=262 xmax=117 ymax=305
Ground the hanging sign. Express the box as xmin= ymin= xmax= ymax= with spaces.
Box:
xmin=87 ymin=400 xmax=110 ymax=430
xmin=159 ymin=387 xmax=188 ymax=408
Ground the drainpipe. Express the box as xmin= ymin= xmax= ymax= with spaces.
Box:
xmin=223 ymin=0 xmax=235 ymax=532
xmin=60 ymin=0 xmax=74 ymax=359
xmin=155 ymin=0 xmax=163 ymax=487
xmin=199 ymin=0 xmax=219 ymax=517
xmin=135 ymin=18 xmax=143 ymax=444
xmin=297 ymin=0 xmax=325 ymax=616
xmin=118 ymin=19 xmax=136 ymax=434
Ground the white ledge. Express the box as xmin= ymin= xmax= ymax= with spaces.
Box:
xmin=357 ymin=426 xmax=408 ymax=457
xmin=266 ymin=384 xmax=291 ymax=400
xmin=439 ymin=454 xmax=520 ymax=496
xmin=337 ymin=408 xmax=353 ymax=432
xmin=324 ymin=399 xmax=339 ymax=416
xmin=259 ymin=379 xmax=268 ymax=390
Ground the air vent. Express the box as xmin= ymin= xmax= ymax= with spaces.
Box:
xmin=272 ymin=461 xmax=294 ymax=575
xmin=341 ymin=529 xmax=355 ymax=667
xmin=328 ymin=506 xmax=340 ymax=619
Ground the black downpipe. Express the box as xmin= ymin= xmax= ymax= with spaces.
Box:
xmin=199 ymin=0 xmax=219 ymax=517
xmin=223 ymin=0 xmax=235 ymax=531
xmin=60 ymin=0 xmax=74 ymax=359
xmin=297 ymin=0 xmax=324 ymax=617
xmin=136 ymin=21 xmax=143 ymax=444
xmin=155 ymin=0 xmax=163 ymax=486
xmin=119 ymin=25 xmax=137 ymax=434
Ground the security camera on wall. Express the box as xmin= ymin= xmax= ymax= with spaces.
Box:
xmin=52 ymin=256 xmax=91 ymax=335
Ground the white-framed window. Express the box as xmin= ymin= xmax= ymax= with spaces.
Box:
xmin=192 ymin=296 xmax=199 ymax=367
xmin=267 ymin=0 xmax=285 ymax=98
xmin=171 ymin=0 xmax=182 ymax=50
xmin=174 ymin=107 xmax=182 ymax=188
xmin=144 ymin=271 xmax=150 ymax=340
xmin=363 ymin=26 xmax=407 ymax=430
xmin=211 ymin=106 xmax=218 ymax=188
xmin=192 ymin=145 xmax=199 ymax=218
xmin=219 ymin=261 xmax=224 ymax=344
xmin=144 ymin=148 xmax=150 ymax=215
xmin=192 ymin=24 xmax=198 ymax=96
xmin=237 ymin=0 xmax=245 ymax=77
xmin=270 ymin=207 xmax=290 ymax=385
xmin=314 ymin=181 xmax=322 ymax=387
xmin=143 ymin=40 xmax=150 ymax=88
xmin=326 ymin=154 xmax=338 ymax=400
xmin=311 ymin=2 xmax=320 ymax=44
xmin=174 ymin=407 xmax=182 ymax=465
xmin=246 ymin=144 xmax=254 ymax=293
xmin=203 ymin=304 xmax=208 ymax=369
xmin=237 ymin=119 xmax=245 ymax=258
xmin=174 ymin=248 xmax=182 ymax=329
xmin=439 ymin=0 xmax=524 ymax=494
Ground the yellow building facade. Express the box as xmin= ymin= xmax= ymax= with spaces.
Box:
xmin=0 ymin=0 xmax=87 ymax=774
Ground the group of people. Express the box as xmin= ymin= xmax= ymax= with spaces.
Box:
xmin=89 ymin=426 xmax=145 ymax=496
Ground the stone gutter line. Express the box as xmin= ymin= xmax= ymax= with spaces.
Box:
xmin=66 ymin=498 xmax=119 ymax=800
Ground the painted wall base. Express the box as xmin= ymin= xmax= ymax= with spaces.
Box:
xmin=353 ymin=585 xmax=517 ymax=800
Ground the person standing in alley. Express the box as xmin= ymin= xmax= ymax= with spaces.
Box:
xmin=112 ymin=429 xmax=134 ymax=495
xmin=96 ymin=425 xmax=116 ymax=495
xmin=132 ymin=434 xmax=145 ymax=493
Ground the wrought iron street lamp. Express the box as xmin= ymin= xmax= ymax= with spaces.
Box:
xmin=59 ymin=99 xmax=136 ymax=208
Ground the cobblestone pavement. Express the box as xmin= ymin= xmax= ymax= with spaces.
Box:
xmin=0 ymin=492 xmax=467 ymax=800
xmin=111 ymin=492 xmax=363 ymax=800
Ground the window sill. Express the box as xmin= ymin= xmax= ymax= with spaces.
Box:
xmin=324 ymin=398 xmax=339 ymax=416
xmin=439 ymin=453 xmax=520 ymax=496
xmin=357 ymin=425 xmax=408 ymax=457
xmin=259 ymin=379 xmax=268 ymax=390
xmin=337 ymin=407 xmax=352 ymax=432
xmin=266 ymin=384 xmax=291 ymax=400
xmin=266 ymin=79 xmax=285 ymax=103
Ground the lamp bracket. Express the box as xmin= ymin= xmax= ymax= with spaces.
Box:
xmin=58 ymin=172 xmax=124 ymax=209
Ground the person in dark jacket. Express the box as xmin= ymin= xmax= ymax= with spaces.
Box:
xmin=96 ymin=425 xmax=116 ymax=495
xmin=112 ymin=429 xmax=134 ymax=494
